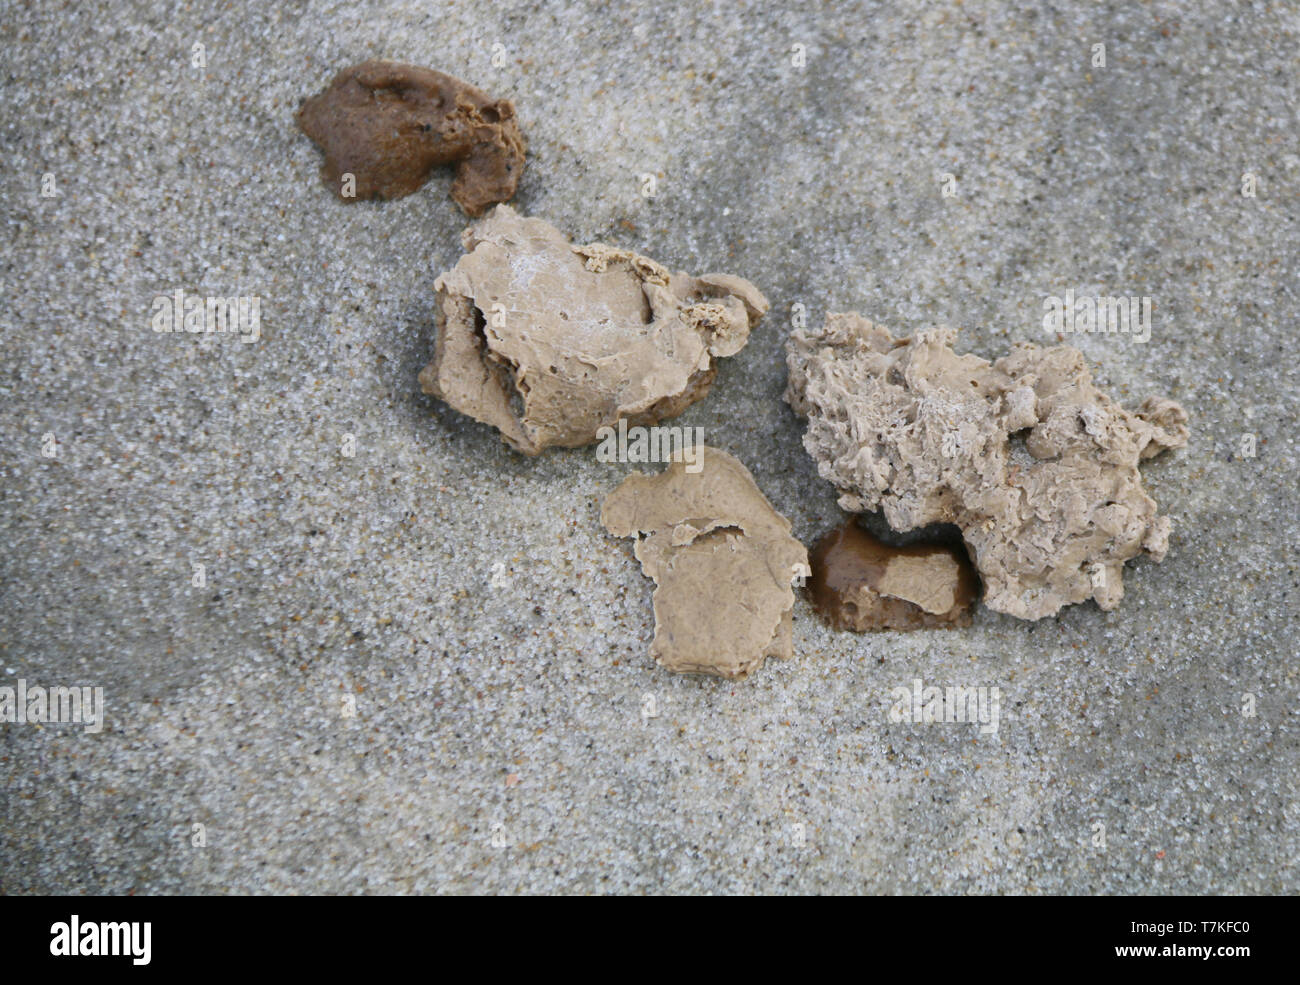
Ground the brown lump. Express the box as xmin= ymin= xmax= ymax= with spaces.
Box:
xmin=296 ymin=60 xmax=526 ymax=216
xmin=808 ymin=520 xmax=979 ymax=631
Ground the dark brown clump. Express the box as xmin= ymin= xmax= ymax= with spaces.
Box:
xmin=808 ymin=519 xmax=979 ymax=631
xmin=296 ymin=60 xmax=526 ymax=216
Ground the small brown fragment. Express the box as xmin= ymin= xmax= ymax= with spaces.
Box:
xmin=601 ymin=447 xmax=809 ymax=680
xmin=296 ymin=60 xmax=526 ymax=215
xmin=808 ymin=519 xmax=979 ymax=631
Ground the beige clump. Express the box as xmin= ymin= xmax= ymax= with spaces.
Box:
xmin=601 ymin=447 xmax=810 ymax=679
xmin=419 ymin=206 xmax=768 ymax=455
xmin=786 ymin=314 xmax=1190 ymax=620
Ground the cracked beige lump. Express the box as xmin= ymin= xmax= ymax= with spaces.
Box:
xmin=420 ymin=205 xmax=768 ymax=455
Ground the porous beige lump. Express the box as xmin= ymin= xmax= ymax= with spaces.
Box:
xmin=601 ymin=447 xmax=810 ymax=679
xmin=785 ymin=314 xmax=1190 ymax=620
xmin=419 ymin=205 xmax=768 ymax=455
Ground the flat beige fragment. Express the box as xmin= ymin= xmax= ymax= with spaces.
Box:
xmin=601 ymin=447 xmax=809 ymax=679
